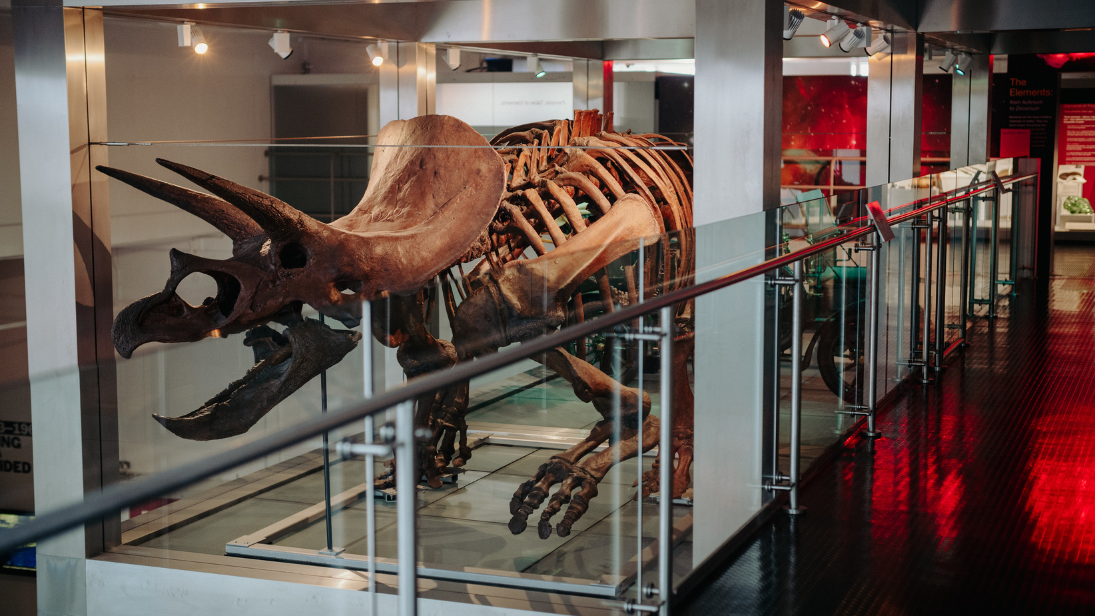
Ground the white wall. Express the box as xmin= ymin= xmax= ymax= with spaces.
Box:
xmin=0 ymin=11 xmax=21 ymax=259
xmin=103 ymin=18 xmax=382 ymax=479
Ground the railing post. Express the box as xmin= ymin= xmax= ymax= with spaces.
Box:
xmin=635 ymin=239 xmax=645 ymax=606
xmin=909 ymin=217 xmax=922 ymax=368
xmin=657 ymin=305 xmax=674 ymax=616
xmin=988 ymin=188 xmax=1000 ymax=318
xmin=364 ymin=415 xmax=378 ymax=616
xmin=958 ymin=197 xmax=971 ymax=347
xmin=1009 ymin=186 xmax=1020 ymax=295
xmin=770 ymin=215 xmax=783 ymax=490
xmin=920 ymin=210 xmax=934 ymax=385
xmin=863 ymin=233 xmax=883 ymax=438
xmin=318 ymin=314 xmax=338 ymax=556
xmin=933 ymin=207 xmax=948 ymax=371
xmin=395 ymin=400 xmax=417 ymax=616
xmin=787 ymin=260 xmax=806 ymax=516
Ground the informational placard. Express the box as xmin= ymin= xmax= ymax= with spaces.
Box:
xmin=0 ymin=416 xmax=33 ymax=513
xmin=1059 ymin=104 xmax=1095 ymax=165
xmin=437 ymin=81 xmax=573 ymax=128
xmin=865 ymin=201 xmax=895 ymax=242
xmin=1003 ymin=76 xmax=1057 ymax=155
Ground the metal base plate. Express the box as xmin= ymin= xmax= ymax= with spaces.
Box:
xmin=785 ymin=506 xmax=807 ymax=516
xmin=861 ymin=430 xmax=883 ymax=439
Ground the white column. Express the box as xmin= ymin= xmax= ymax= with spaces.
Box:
xmin=867 ymin=31 xmax=924 ymax=185
xmin=572 ymin=59 xmax=605 ymax=111
xmin=13 ymin=2 xmax=115 ymax=614
xmin=951 ymin=68 xmax=972 ymax=168
xmin=691 ymin=0 xmax=783 ymax=565
xmin=374 ymin=42 xmax=437 ymax=393
xmin=968 ymin=54 xmax=991 ymax=164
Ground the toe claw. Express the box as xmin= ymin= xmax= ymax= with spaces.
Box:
xmin=537 ymin=520 xmax=553 ymax=539
xmin=508 ymin=515 xmax=528 ymax=535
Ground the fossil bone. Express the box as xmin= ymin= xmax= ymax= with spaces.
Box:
xmin=105 ymin=110 xmax=695 ymax=536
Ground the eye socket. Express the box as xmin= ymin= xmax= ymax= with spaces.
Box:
xmin=336 ymin=280 xmax=362 ymax=296
xmin=279 ymin=243 xmax=307 ymax=269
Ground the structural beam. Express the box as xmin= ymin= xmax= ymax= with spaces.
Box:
xmin=100 ymin=0 xmax=694 ymax=44
xmin=691 ymin=0 xmax=782 ymax=566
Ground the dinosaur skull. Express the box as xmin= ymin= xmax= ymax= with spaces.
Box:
xmin=103 ymin=115 xmax=505 ymax=439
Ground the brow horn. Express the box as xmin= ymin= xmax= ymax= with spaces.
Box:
xmin=96 ymin=165 xmax=263 ymax=242
xmin=156 ymin=158 xmax=327 ymax=243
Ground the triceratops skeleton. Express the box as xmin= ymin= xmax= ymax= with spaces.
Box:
xmin=101 ymin=110 xmax=694 ymax=539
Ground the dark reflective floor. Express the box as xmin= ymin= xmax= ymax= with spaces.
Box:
xmin=680 ymin=251 xmax=1095 ymax=615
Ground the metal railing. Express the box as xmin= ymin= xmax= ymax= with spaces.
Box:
xmin=0 ymin=168 xmax=1036 ymax=616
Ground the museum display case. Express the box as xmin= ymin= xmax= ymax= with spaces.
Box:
xmin=0 ymin=2 xmax=1045 ymax=612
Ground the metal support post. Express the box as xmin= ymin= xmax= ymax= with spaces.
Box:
xmin=657 ymin=306 xmax=674 ymax=616
xmin=635 ymin=239 xmax=645 ymax=606
xmin=863 ymin=235 xmax=883 ymax=438
xmin=988 ymin=191 xmax=1000 ymax=318
xmin=920 ymin=210 xmax=934 ymax=385
xmin=787 ymin=260 xmax=806 ymax=516
xmin=967 ymin=195 xmax=983 ymax=313
xmin=364 ymin=415 xmax=378 ymax=616
xmin=933 ymin=208 xmax=948 ymax=371
xmin=1008 ymin=188 xmax=1019 ymax=295
xmin=318 ymin=314 xmax=338 ymax=556
xmin=770 ymin=216 xmax=783 ymax=488
xmin=395 ymin=400 xmax=417 ymax=616
xmin=958 ymin=198 xmax=971 ymax=347
xmin=909 ymin=218 xmax=922 ymax=364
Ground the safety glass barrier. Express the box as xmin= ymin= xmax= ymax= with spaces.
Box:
xmin=0 ymin=160 xmax=1037 ymax=616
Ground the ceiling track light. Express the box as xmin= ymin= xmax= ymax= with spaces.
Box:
xmin=528 ymin=54 xmax=546 ymax=78
xmin=268 ymin=30 xmax=292 ymax=60
xmin=820 ymin=18 xmax=850 ymax=49
xmin=444 ymin=47 xmax=461 ymax=71
xmin=955 ymin=53 xmax=973 ymax=75
xmin=367 ymin=43 xmax=385 ymax=67
xmin=177 ymin=23 xmax=192 ymax=47
xmin=783 ymin=6 xmax=804 ymax=40
xmin=939 ymin=49 xmax=957 ymax=73
xmin=177 ymin=22 xmax=207 ymax=54
xmin=839 ymin=27 xmax=866 ymax=53
xmin=865 ymin=33 xmax=891 ymax=57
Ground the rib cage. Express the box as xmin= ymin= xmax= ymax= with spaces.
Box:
xmin=455 ymin=110 xmax=694 ymax=321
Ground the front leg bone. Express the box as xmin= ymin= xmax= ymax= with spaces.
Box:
xmin=508 ymin=347 xmax=653 ymax=538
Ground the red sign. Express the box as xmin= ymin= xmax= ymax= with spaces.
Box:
xmin=1000 ymin=128 xmax=1031 ymax=158
xmin=1059 ymin=104 xmax=1095 ymax=165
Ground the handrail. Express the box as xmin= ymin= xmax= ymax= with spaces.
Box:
xmin=0 ymin=171 xmax=1036 ymax=557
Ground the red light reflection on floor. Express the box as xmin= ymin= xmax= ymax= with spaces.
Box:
xmin=867 ymin=396 xmax=972 ymax=555
xmin=1024 ymin=410 xmax=1095 ymax=564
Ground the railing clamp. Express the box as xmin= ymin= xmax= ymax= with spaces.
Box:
xmin=764 ymin=472 xmax=795 ymax=493
xmin=605 ymin=600 xmax=660 ymax=614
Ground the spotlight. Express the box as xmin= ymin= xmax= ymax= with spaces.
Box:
xmin=865 ymin=33 xmax=891 ymax=57
xmin=528 ymin=54 xmax=546 ymax=78
xmin=783 ymin=6 xmax=804 ymax=41
xmin=939 ymin=49 xmax=956 ymax=73
xmin=820 ymin=18 xmax=850 ymax=48
xmin=268 ymin=30 xmax=292 ymax=60
xmin=191 ymin=27 xmax=208 ymax=55
xmin=955 ymin=53 xmax=973 ymax=75
xmin=444 ymin=47 xmax=461 ymax=71
xmin=367 ymin=43 xmax=384 ymax=67
xmin=839 ymin=27 xmax=865 ymax=53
